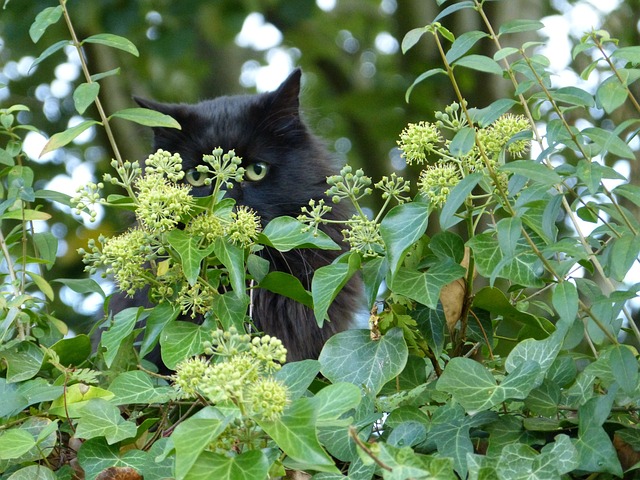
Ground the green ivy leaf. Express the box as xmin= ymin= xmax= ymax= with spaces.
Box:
xmin=78 ymin=437 xmax=172 ymax=480
xmin=467 ymin=232 xmax=545 ymax=288
xmin=258 ymin=272 xmax=313 ymax=309
xmin=552 ymin=281 xmax=579 ymax=327
xmin=256 ymin=397 xmax=338 ymax=473
xmin=319 ymin=328 xmax=408 ymax=395
xmin=362 ymin=255 xmax=387 ymax=308
xmin=15 ymin=378 xmax=64 ymax=408
xmin=50 ymin=335 xmax=92 ymax=367
xmin=29 ymin=5 xmax=63 ymax=43
xmin=311 ymin=382 xmax=362 ymax=425
xmin=390 ymin=260 xmax=466 ymax=310
xmin=274 ymin=359 xmax=321 ymax=401
xmin=311 ymin=252 xmax=360 ymax=325
xmin=414 ymin=304 xmax=447 ymax=359
xmin=574 ymin=390 xmax=623 ymax=476
xmin=40 ymin=120 xmax=101 ymax=157
xmin=380 ymin=201 xmax=429 ymax=277
xmin=259 ymin=216 xmax=340 ymax=252
xmin=171 ymin=406 xmax=234 ymax=480
xmin=83 ymin=33 xmax=139 ymax=56
xmin=0 ymin=429 xmax=36 ymax=460
xmin=505 ymin=330 xmax=563 ymax=385
xmin=609 ymin=345 xmax=639 ymax=394
xmin=101 ymin=307 xmax=142 ymax=368
xmin=109 ymin=108 xmax=180 ymax=128
xmin=73 ymin=82 xmax=100 ymax=115
xmin=212 ymin=291 xmax=250 ymax=331
xmin=0 ymin=379 xmax=27 ymax=418
xmin=432 ymin=234 xmax=465 ymax=268
xmin=108 ymin=371 xmax=175 ymax=405
xmin=139 ymin=302 xmax=179 ymax=358
xmin=1 ymin=341 xmax=44 ymax=383
xmin=75 ymin=398 xmax=137 ymax=444
xmin=213 ymin=237 xmax=245 ymax=298
xmin=160 ymin=321 xmax=208 ymax=370
xmin=4 ymin=465 xmax=56 ymax=480
xmin=437 ymin=358 xmax=541 ymax=414
xmin=167 ymin=230 xmax=215 ymax=286
xmin=185 ymin=450 xmax=274 ymax=480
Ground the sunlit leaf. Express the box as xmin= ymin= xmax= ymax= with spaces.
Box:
xmin=40 ymin=120 xmax=101 ymax=156
xmin=29 ymin=5 xmax=63 ymax=43
xmin=73 ymin=82 xmax=100 ymax=115
xmin=83 ymin=33 xmax=139 ymax=56
xmin=109 ymin=107 xmax=180 ymax=128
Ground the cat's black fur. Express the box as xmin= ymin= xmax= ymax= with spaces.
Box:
xmin=131 ymin=69 xmax=361 ymax=362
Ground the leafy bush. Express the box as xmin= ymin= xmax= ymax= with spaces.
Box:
xmin=1 ymin=1 xmax=640 ymax=479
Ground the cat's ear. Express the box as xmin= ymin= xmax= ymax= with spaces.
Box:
xmin=133 ymin=97 xmax=184 ymax=120
xmin=133 ymin=97 xmax=190 ymax=144
xmin=267 ymin=68 xmax=302 ymax=120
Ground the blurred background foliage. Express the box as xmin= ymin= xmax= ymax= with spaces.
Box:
xmin=0 ymin=0 xmax=637 ymax=331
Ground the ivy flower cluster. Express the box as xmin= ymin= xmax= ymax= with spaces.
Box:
xmin=173 ymin=327 xmax=289 ymax=422
xmin=298 ymin=167 xmax=410 ymax=257
xmin=79 ymin=148 xmax=260 ymax=312
xmin=71 ymin=181 xmax=104 ymax=222
xmin=298 ymin=104 xmax=531 ymax=259
xmin=396 ymin=104 xmax=531 ymax=206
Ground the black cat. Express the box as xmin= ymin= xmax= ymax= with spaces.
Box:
xmin=132 ymin=68 xmax=362 ymax=362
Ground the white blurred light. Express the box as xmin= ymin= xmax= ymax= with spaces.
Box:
xmin=235 ymin=13 xmax=282 ymax=51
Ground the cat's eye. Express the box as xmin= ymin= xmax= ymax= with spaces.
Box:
xmin=185 ymin=168 xmax=210 ymax=187
xmin=245 ymin=162 xmax=269 ymax=182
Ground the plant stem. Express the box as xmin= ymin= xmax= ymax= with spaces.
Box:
xmin=59 ymin=0 xmax=124 ymax=168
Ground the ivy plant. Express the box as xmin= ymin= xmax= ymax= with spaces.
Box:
xmin=1 ymin=0 xmax=640 ymax=479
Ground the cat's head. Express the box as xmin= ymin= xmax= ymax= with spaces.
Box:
xmin=135 ymin=68 xmax=336 ymax=222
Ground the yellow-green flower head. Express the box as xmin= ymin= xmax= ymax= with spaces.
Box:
xmin=186 ymin=213 xmax=229 ymax=245
xmin=173 ymin=356 xmax=210 ymax=398
xmin=342 ymin=216 xmax=384 ymax=257
xmin=178 ymin=280 xmax=216 ymax=318
xmin=246 ymin=378 xmax=289 ymax=421
xmin=228 ymin=206 xmax=261 ymax=247
xmin=251 ymin=335 xmax=287 ymax=371
xmin=144 ymin=149 xmax=185 ymax=182
xmin=201 ymin=353 xmax=258 ymax=404
xmin=397 ymin=121 xmax=442 ymax=165
xmin=478 ymin=114 xmax=530 ymax=159
xmin=418 ymin=163 xmax=461 ymax=208
xmin=135 ymin=175 xmax=194 ymax=232
xmin=101 ymin=228 xmax=150 ymax=295
xmin=374 ymin=173 xmax=411 ymax=204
